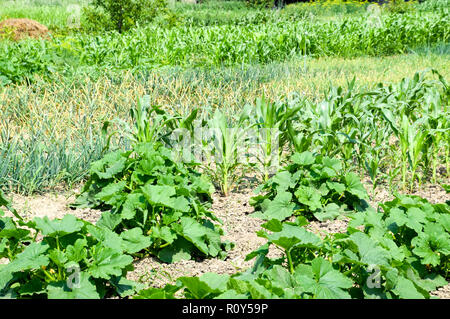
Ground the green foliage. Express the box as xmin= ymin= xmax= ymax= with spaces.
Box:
xmin=0 ymin=195 xmax=142 ymax=299
xmin=250 ymin=152 xmax=369 ymax=222
xmin=109 ymin=95 xmax=198 ymax=147
xmin=285 ymin=70 xmax=449 ymax=192
xmin=0 ymin=39 xmax=78 ymax=86
xmin=385 ymin=0 xmax=416 ymax=14
xmin=246 ymin=0 xmax=275 ymax=9
xmin=73 ymin=141 xmax=231 ymax=262
xmin=417 ymin=0 xmax=450 ymax=12
xmin=82 ymin=0 xmax=170 ymax=33
xmin=139 ymin=193 xmax=449 ymax=299
xmin=201 ymin=108 xmax=251 ymax=196
xmin=245 ymin=95 xmax=302 ymax=182
xmin=1 ymin=11 xmax=448 ymax=85
xmin=374 ymin=194 xmax=450 ymax=276
xmin=0 ymin=116 xmax=109 ymax=195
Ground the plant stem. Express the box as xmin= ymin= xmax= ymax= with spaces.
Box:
xmin=402 ymin=156 xmax=407 ymax=191
xmin=286 ymin=249 xmax=294 ymax=274
xmin=223 ymin=170 xmax=228 ymax=197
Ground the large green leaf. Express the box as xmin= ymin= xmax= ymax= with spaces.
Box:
xmin=260 ymin=192 xmax=295 ymax=221
xmin=295 ymin=186 xmax=322 ymax=211
xmin=88 ymin=246 xmax=133 ymax=279
xmin=120 ymin=228 xmax=151 ymax=254
xmin=121 ymin=193 xmax=147 ymax=220
xmin=313 ymin=203 xmax=344 ymax=221
xmin=34 ymin=215 xmax=83 ymax=237
xmin=178 ymin=274 xmax=229 ymax=299
xmin=142 ymin=184 xmax=190 ymax=212
xmin=110 ymin=276 xmax=144 ymax=298
xmin=86 ymin=225 xmax=123 ymax=252
xmin=268 ymin=224 xmax=321 ymax=251
xmin=291 ymin=151 xmax=315 ymax=166
xmin=5 ymin=242 xmax=49 ymax=272
xmin=174 ymin=217 xmax=220 ymax=256
xmin=348 ymin=232 xmax=390 ymax=267
xmin=157 ymin=238 xmax=193 ymax=263
xmin=345 ymin=173 xmax=368 ymax=199
xmin=0 ymin=217 xmax=30 ymax=239
xmin=271 ymin=171 xmax=293 ymax=192
xmin=295 ymin=257 xmax=353 ymax=299
xmin=65 ymin=238 xmax=87 ymax=263
xmin=47 ymin=273 xmax=100 ymax=299
xmin=90 ymin=151 xmax=127 ymax=180
xmin=94 ymin=181 xmax=127 ymax=206
xmin=412 ymin=232 xmax=450 ymax=266
xmin=392 ymin=276 xmax=425 ymax=299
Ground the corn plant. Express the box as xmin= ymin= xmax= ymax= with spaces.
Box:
xmin=107 ymin=95 xmax=198 ymax=149
xmin=247 ymin=95 xmax=301 ymax=182
xmin=201 ymin=109 xmax=250 ymax=196
xmin=422 ymin=84 xmax=450 ymax=183
xmin=406 ymin=119 xmax=430 ymax=190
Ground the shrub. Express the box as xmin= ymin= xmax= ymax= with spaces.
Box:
xmin=82 ymin=0 xmax=170 ymax=33
xmin=384 ymin=0 xmax=416 ymax=14
xmin=0 ymin=192 xmax=143 ymax=298
xmin=250 ymin=152 xmax=369 ymax=222
xmin=72 ymin=141 xmax=232 ymax=263
xmin=246 ymin=0 xmax=276 ymax=8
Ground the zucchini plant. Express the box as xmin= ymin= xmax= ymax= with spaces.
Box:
xmin=250 ymin=152 xmax=369 ymax=222
xmin=0 ymin=192 xmax=143 ymax=299
xmin=73 ymin=142 xmax=232 ymax=263
xmin=136 ymin=194 xmax=449 ymax=299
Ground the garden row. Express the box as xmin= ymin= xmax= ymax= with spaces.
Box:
xmin=0 ymin=70 xmax=449 ymax=298
xmin=0 ymin=10 xmax=448 ymax=85
xmin=1 ymin=70 xmax=448 ymax=195
xmin=1 ymin=147 xmax=448 ymax=298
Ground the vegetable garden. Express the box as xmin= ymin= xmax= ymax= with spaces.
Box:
xmin=0 ymin=0 xmax=449 ymax=300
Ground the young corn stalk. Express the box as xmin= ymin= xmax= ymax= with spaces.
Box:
xmin=422 ymin=89 xmax=449 ymax=183
xmin=202 ymin=109 xmax=250 ymax=196
xmin=382 ymin=110 xmax=410 ymax=191
xmin=406 ymin=118 xmax=429 ymax=191
xmin=250 ymin=96 xmax=301 ymax=182
xmin=107 ymin=95 xmax=198 ymax=149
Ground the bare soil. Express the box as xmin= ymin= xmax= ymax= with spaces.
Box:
xmin=0 ymin=18 xmax=49 ymax=41
xmin=7 ymin=181 xmax=450 ymax=299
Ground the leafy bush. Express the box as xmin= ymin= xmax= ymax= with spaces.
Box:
xmin=384 ymin=0 xmax=416 ymax=14
xmin=0 ymin=39 xmax=77 ymax=86
xmin=0 ymin=192 xmax=143 ymax=298
xmin=73 ymin=142 xmax=232 ymax=263
xmin=246 ymin=0 xmax=275 ymax=8
xmin=137 ymin=194 xmax=449 ymax=299
xmin=374 ymin=194 xmax=450 ymax=276
xmin=82 ymin=0 xmax=170 ymax=33
xmin=250 ymin=152 xmax=369 ymax=222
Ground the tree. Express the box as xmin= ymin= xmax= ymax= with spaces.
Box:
xmin=83 ymin=0 xmax=169 ymax=33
